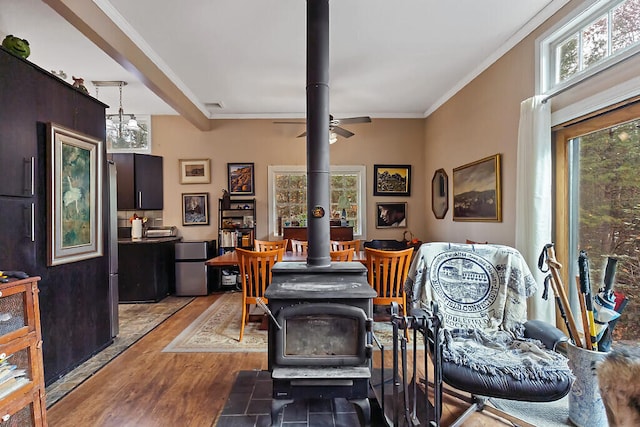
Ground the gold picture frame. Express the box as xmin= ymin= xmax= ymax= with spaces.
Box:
xmin=453 ymin=154 xmax=502 ymax=222
xmin=179 ymin=158 xmax=211 ymax=184
xmin=47 ymin=123 xmax=103 ymax=266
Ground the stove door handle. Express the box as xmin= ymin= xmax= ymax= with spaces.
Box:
xmin=256 ymin=297 xmax=282 ymax=330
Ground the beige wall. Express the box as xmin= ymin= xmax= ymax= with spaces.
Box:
xmin=422 ymin=1 xmax=579 ymax=246
xmin=149 ymin=117 xmax=426 ymax=244
xmin=147 ymin=0 xmax=632 ymax=249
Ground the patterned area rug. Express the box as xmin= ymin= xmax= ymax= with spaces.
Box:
xmin=162 ymin=292 xmax=398 ymax=353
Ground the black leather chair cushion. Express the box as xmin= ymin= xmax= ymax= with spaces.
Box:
xmin=409 ymin=308 xmax=572 ymax=402
xmin=443 ymin=361 xmax=572 ymax=402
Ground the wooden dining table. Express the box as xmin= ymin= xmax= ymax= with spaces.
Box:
xmin=205 ymin=250 xmax=367 ymax=267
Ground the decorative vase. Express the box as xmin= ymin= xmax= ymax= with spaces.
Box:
xmin=567 ymin=342 xmax=608 ymax=427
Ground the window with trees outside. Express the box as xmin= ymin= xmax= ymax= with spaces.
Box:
xmin=268 ymin=165 xmax=366 ymax=238
xmin=555 ymin=102 xmax=640 ymax=344
xmin=539 ymin=0 xmax=640 ymax=94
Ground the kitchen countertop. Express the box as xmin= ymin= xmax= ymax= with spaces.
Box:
xmin=118 ymin=236 xmax=182 ymax=244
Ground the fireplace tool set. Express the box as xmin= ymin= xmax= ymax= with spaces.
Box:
xmin=379 ymin=303 xmax=443 ymax=427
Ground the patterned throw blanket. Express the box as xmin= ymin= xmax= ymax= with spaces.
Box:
xmin=405 ymin=242 xmax=572 ymax=382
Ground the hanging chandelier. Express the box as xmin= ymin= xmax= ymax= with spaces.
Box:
xmin=92 ymin=80 xmax=149 ymax=150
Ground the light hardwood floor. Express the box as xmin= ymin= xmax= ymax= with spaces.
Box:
xmin=46 ymin=293 xmax=512 ymax=426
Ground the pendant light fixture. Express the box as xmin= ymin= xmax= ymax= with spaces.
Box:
xmin=92 ymin=80 xmax=147 ymax=150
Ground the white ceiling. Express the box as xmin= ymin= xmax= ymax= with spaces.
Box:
xmin=1 ymin=0 xmax=567 ymax=122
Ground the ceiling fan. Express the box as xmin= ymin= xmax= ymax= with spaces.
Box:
xmin=274 ymin=115 xmax=371 ymax=142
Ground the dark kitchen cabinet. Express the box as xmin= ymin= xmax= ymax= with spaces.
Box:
xmin=112 ymin=153 xmax=164 ymax=210
xmin=0 ymin=47 xmax=112 ymax=386
xmin=118 ymin=237 xmax=179 ymax=302
xmin=0 ymin=198 xmax=36 ymax=269
xmin=0 ymin=51 xmax=37 ymax=198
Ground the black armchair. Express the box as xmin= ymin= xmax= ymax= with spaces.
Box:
xmin=393 ymin=242 xmax=573 ymax=426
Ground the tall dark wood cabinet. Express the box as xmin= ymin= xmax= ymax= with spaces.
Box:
xmin=0 ymin=47 xmax=112 ymax=385
xmin=112 ymin=153 xmax=163 ymax=210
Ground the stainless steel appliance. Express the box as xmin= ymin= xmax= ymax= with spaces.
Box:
xmin=175 ymin=240 xmax=216 ymax=296
xmin=146 ymin=226 xmax=178 ymax=238
xmin=108 ymin=160 xmax=119 ymax=338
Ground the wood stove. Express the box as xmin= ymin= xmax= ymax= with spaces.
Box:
xmin=264 ymin=262 xmax=376 ymax=426
xmin=261 ymin=1 xmax=376 ymax=425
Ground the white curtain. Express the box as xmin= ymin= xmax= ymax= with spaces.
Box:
xmin=515 ymin=96 xmax=555 ymax=323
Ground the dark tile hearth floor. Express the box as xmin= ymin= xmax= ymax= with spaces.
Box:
xmin=216 ymin=370 xmax=381 ymax=427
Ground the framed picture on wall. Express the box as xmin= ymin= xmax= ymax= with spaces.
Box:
xmin=374 ymin=164 xmax=411 ymax=196
xmin=376 ymin=202 xmax=407 ymax=228
xmin=431 ymin=168 xmax=449 ymax=219
xmin=182 ymin=192 xmax=210 ymax=226
xmin=228 ymin=163 xmax=255 ymax=196
xmin=47 ymin=123 xmax=103 ymax=266
xmin=179 ymin=159 xmax=211 ymax=184
xmin=453 ymin=154 xmax=502 ymax=222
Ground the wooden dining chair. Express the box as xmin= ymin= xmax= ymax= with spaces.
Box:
xmin=330 ymin=239 xmax=360 ymax=252
xmin=290 ymin=239 xmax=308 ymax=253
xmin=254 ymin=239 xmax=288 ymax=252
xmin=235 ymin=247 xmax=284 ymax=342
xmin=329 ymin=248 xmax=355 ymax=261
xmin=365 ymin=247 xmax=414 ymax=340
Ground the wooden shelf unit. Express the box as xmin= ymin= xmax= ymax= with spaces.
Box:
xmin=218 ymin=198 xmax=256 ymax=253
xmin=0 ymin=276 xmax=46 ymax=426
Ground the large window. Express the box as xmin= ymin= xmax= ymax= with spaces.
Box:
xmin=268 ymin=165 xmax=366 ymax=238
xmin=540 ymin=0 xmax=640 ymax=94
xmin=556 ymin=102 xmax=640 ymax=343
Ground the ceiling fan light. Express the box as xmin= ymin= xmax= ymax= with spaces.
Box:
xmin=329 ymin=132 xmax=338 ymax=144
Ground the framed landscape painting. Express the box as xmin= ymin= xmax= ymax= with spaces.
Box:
xmin=179 ymin=158 xmax=210 ymax=184
xmin=228 ymin=163 xmax=255 ymax=196
xmin=374 ymin=164 xmax=411 ymax=196
xmin=47 ymin=123 xmax=103 ymax=266
xmin=452 ymin=154 xmax=502 ymax=222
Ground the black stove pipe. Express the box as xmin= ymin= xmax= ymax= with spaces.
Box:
xmin=306 ymin=0 xmax=331 ymax=267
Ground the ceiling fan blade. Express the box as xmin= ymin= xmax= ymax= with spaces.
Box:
xmin=335 ymin=116 xmax=371 ymax=125
xmin=332 ymin=126 xmax=355 ymax=138
xmin=297 ymin=131 xmax=307 ymax=138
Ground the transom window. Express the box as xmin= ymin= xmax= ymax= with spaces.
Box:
xmin=268 ymin=165 xmax=366 ymax=238
xmin=539 ymin=0 xmax=640 ymax=94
